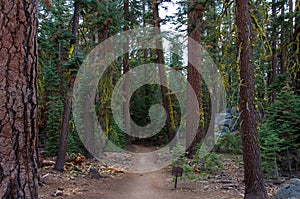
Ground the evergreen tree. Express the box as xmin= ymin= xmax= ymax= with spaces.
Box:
xmin=186 ymin=0 xmax=206 ymax=157
xmin=236 ymin=0 xmax=269 ymax=198
xmin=0 ymin=0 xmax=39 ymax=197
xmin=55 ymin=0 xmax=81 ymax=171
xmin=260 ymin=87 xmax=300 ymax=178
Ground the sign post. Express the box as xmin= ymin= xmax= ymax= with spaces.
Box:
xmin=172 ymin=166 xmax=183 ymax=189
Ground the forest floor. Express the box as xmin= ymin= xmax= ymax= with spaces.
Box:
xmin=38 ymin=145 xmax=279 ymax=199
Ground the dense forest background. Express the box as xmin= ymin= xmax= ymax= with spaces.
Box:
xmin=37 ymin=0 xmax=300 ymax=181
xmin=1 ymin=0 xmax=300 ymax=198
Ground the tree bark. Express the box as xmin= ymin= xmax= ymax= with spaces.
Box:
xmin=293 ymin=0 xmax=300 ymax=95
xmin=186 ymin=0 xmax=205 ymax=157
xmin=0 ymin=0 xmax=39 ymax=198
xmin=54 ymin=0 xmax=81 ymax=171
xmin=269 ymin=0 xmax=278 ymax=101
xmin=123 ymin=0 xmax=132 ymax=145
xmin=280 ymin=4 xmax=287 ymax=75
xmin=236 ymin=0 xmax=269 ymax=198
xmin=152 ymin=0 xmax=176 ymax=149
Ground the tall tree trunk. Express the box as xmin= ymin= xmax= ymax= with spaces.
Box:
xmin=99 ymin=2 xmax=111 ymax=43
xmin=186 ymin=0 xmax=205 ymax=157
xmin=0 ymin=0 xmax=39 ymax=198
xmin=83 ymin=87 xmax=97 ymax=159
xmin=54 ymin=0 xmax=81 ymax=171
xmin=294 ymin=0 xmax=300 ymax=95
xmin=207 ymin=63 xmax=216 ymax=147
xmin=236 ymin=0 xmax=269 ymax=198
xmin=269 ymin=0 xmax=278 ymax=101
xmin=152 ymin=0 xmax=176 ymax=149
xmin=143 ymin=0 xmax=148 ymax=62
xmin=123 ymin=0 xmax=132 ymax=145
xmin=280 ymin=4 xmax=287 ymax=75
xmin=205 ymin=2 xmax=217 ymax=146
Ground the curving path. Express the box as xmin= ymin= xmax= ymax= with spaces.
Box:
xmin=100 ymin=145 xmax=239 ymax=199
xmin=101 ymin=145 xmax=167 ymax=199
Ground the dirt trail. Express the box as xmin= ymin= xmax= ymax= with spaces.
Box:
xmin=101 ymin=144 xmax=169 ymax=199
xmin=100 ymin=144 xmax=234 ymax=199
xmin=39 ymin=144 xmax=244 ymax=198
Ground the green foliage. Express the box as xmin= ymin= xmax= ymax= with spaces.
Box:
xmin=172 ymin=142 xmax=224 ymax=181
xmin=202 ymin=152 xmax=224 ymax=173
xmin=269 ymin=74 xmax=289 ymax=94
xmin=260 ymin=124 xmax=282 ymax=179
xmin=260 ymin=87 xmax=300 ymax=178
xmin=39 ymin=0 xmax=79 ymax=156
xmin=45 ymin=100 xmax=64 ymax=156
xmin=215 ymin=132 xmax=242 ymax=154
xmin=36 ymin=0 xmax=300 ymax=165
xmin=170 ymin=144 xmax=199 ymax=181
xmin=104 ymin=120 xmax=126 ymax=151
xmin=67 ymin=120 xmax=85 ymax=154
xmin=45 ymin=99 xmax=84 ymax=156
xmin=193 ymin=143 xmax=224 ymax=174
xmin=62 ymin=53 xmax=85 ymax=74
xmin=182 ymin=163 xmax=198 ymax=180
xmin=170 ymin=143 xmax=185 ymax=167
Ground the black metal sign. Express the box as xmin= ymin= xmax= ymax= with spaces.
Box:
xmin=172 ymin=166 xmax=183 ymax=189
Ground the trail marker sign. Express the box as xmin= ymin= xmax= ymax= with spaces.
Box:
xmin=172 ymin=166 xmax=183 ymax=189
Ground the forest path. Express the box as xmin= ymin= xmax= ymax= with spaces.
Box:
xmin=39 ymin=144 xmax=244 ymax=199
xmin=100 ymin=144 xmax=225 ymax=199
xmin=101 ymin=144 xmax=170 ymax=199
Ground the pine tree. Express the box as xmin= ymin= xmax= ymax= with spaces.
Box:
xmin=55 ymin=0 xmax=81 ymax=171
xmin=0 ymin=0 xmax=39 ymax=197
xmin=186 ymin=0 xmax=206 ymax=157
xmin=260 ymin=87 xmax=300 ymax=177
xmin=236 ymin=0 xmax=269 ymax=198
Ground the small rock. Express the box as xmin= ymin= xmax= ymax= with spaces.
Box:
xmin=51 ymin=189 xmax=63 ymax=197
xmin=291 ymin=178 xmax=300 ymax=186
xmin=276 ymin=178 xmax=300 ymax=199
xmin=218 ymin=119 xmax=234 ymax=130
xmin=89 ymin=168 xmax=101 ymax=179
xmin=221 ymin=126 xmax=230 ymax=132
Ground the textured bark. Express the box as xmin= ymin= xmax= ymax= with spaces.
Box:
xmin=99 ymin=2 xmax=111 ymax=43
xmin=206 ymin=64 xmax=216 ymax=147
xmin=152 ymin=0 xmax=176 ymax=149
xmin=236 ymin=0 xmax=269 ymax=198
xmin=54 ymin=0 xmax=81 ymax=171
xmin=268 ymin=0 xmax=278 ymax=101
xmin=83 ymin=85 xmax=98 ymax=159
xmin=280 ymin=5 xmax=287 ymax=75
xmin=143 ymin=0 xmax=148 ymax=62
xmin=0 ymin=0 xmax=39 ymax=198
xmin=123 ymin=0 xmax=131 ymax=145
xmin=294 ymin=0 xmax=300 ymax=95
xmin=186 ymin=0 xmax=205 ymax=157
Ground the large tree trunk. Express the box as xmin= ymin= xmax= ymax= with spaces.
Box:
xmin=236 ymin=0 xmax=269 ymax=198
xmin=293 ymin=0 xmax=300 ymax=95
xmin=123 ymin=0 xmax=132 ymax=145
xmin=54 ymin=0 xmax=81 ymax=171
xmin=186 ymin=0 xmax=205 ymax=157
xmin=269 ymin=0 xmax=278 ymax=101
xmin=152 ymin=0 xmax=176 ymax=149
xmin=0 ymin=0 xmax=39 ymax=198
xmin=280 ymin=4 xmax=287 ymax=75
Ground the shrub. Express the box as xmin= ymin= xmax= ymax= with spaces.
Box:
xmin=259 ymin=87 xmax=300 ymax=178
xmin=214 ymin=131 xmax=242 ymax=154
xmin=193 ymin=142 xmax=224 ymax=174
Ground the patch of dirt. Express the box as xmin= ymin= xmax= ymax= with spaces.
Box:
xmin=38 ymin=145 xmax=279 ymax=199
